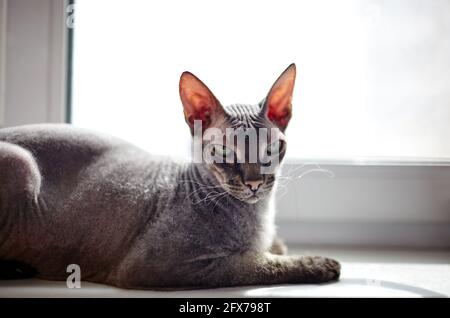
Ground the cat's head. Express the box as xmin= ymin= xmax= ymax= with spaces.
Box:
xmin=179 ymin=64 xmax=296 ymax=204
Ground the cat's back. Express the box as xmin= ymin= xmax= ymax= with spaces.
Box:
xmin=0 ymin=123 xmax=139 ymax=172
xmin=0 ymin=123 xmax=126 ymax=155
xmin=0 ymin=123 xmax=185 ymax=205
xmin=0 ymin=123 xmax=173 ymax=199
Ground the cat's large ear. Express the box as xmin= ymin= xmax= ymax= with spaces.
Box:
xmin=179 ymin=71 xmax=225 ymax=134
xmin=262 ymin=63 xmax=296 ymax=131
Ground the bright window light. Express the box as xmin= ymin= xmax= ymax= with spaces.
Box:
xmin=72 ymin=0 xmax=450 ymax=161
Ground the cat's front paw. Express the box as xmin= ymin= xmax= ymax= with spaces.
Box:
xmin=300 ymin=256 xmax=341 ymax=283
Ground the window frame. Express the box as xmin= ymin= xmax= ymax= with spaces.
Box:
xmin=0 ymin=0 xmax=68 ymax=127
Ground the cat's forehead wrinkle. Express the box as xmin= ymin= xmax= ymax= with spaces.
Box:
xmin=224 ymin=104 xmax=262 ymax=129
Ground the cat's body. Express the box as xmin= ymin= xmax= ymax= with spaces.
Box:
xmin=0 ymin=124 xmax=275 ymax=287
xmin=0 ymin=65 xmax=340 ymax=288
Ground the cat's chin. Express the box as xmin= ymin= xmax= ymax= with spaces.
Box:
xmin=231 ymin=193 xmax=263 ymax=204
xmin=245 ymin=196 xmax=261 ymax=204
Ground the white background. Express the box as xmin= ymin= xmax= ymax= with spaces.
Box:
xmin=72 ymin=0 xmax=450 ymax=161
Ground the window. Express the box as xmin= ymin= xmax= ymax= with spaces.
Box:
xmin=68 ymin=0 xmax=450 ymax=247
xmin=0 ymin=0 xmax=447 ymax=248
xmin=72 ymin=0 xmax=450 ymax=162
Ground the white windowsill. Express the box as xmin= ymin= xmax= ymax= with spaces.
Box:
xmin=1 ymin=247 xmax=448 ymax=298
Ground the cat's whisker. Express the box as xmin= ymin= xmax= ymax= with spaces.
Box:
xmin=211 ymin=192 xmax=229 ymax=212
xmin=193 ymin=190 xmax=227 ymax=205
xmin=275 ymin=183 xmax=291 ymax=198
xmin=185 ymin=185 xmax=223 ymax=200
xmin=179 ymin=180 xmax=222 ymax=188
xmin=274 ymin=181 xmax=291 ymax=196
xmin=293 ymin=168 xmax=335 ymax=180
xmin=281 ymin=163 xmax=320 ymax=177
xmin=207 ymin=191 xmax=228 ymax=202
xmin=276 ymin=178 xmax=292 ymax=189
xmin=277 ymin=176 xmax=293 ymax=186
xmin=275 ymin=181 xmax=288 ymax=188
xmin=275 ymin=188 xmax=289 ymax=198
xmin=278 ymin=176 xmax=293 ymax=180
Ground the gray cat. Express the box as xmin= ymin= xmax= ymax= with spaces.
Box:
xmin=0 ymin=64 xmax=340 ymax=289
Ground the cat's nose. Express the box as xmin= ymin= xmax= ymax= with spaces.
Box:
xmin=245 ymin=180 xmax=263 ymax=193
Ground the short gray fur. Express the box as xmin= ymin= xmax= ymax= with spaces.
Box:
xmin=0 ymin=66 xmax=340 ymax=289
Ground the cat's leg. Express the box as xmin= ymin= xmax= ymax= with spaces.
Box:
xmin=201 ymin=252 xmax=340 ymax=288
xmin=0 ymin=141 xmax=41 ymax=202
xmin=269 ymin=237 xmax=288 ymax=255
xmin=0 ymin=141 xmax=41 ymax=261
xmin=115 ymin=252 xmax=340 ymax=289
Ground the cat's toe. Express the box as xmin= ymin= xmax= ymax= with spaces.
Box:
xmin=307 ymin=256 xmax=341 ymax=283
xmin=319 ymin=257 xmax=341 ymax=282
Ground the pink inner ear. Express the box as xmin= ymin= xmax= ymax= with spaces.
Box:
xmin=268 ymin=105 xmax=291 ymax=128
xmin=180 ymin=72 xmax=221 ymax=130
xmin=185 ymin=93 xmax=214 ymax=128
xmin=267 ymin=92 xmax=292 ymax=129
